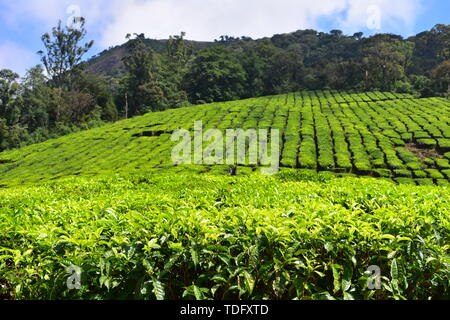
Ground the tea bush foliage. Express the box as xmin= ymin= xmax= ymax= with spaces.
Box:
xmin=0 ymin=172 xmax=449 ymax=300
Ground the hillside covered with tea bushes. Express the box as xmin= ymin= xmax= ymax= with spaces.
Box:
xmin=0 ymin=90 xmax=449 ymax=186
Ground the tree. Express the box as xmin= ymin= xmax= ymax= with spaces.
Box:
xmin=330 ymin=30 xmax=343 ymax=39
xmin=239 ymin=45 xmax=268 ymax=97
xmin=167 ymin=32 xmax=192 ymax=66
xmin=19 ymin=65 xmax=50 ymax=131
xmin=409 ymin=75 xmax=434 ymax=97
xmin=162 ymin=32 xmax=192 ymax=108
xmin=0 ymin=69 xmax=30 ymax=151
xmin=0 ymin=69 xmax=21 ymax=125
xmin=407 ymin=24 xmax=449 ymax=75
xmin=361 ymin=35 xmax=415 ymax=90
xmin=183 ymin=46 xmax=247 ymax=103
xmin=237 ymin=39 xmax=282 ymax=97
xmin=122 ymin=34 xmax=165 ymax=116
xmin=431 ymin=24 xmax=450 ymax=61
xmin=0 ymin=118 xmax=8 ymax=150
xmin=71 ymin=71 xmax=118 ymax=121
xmin=431 ymin=60 xmax=450 ymax=93
xmin=353 ymin=32 xmax=364 ymax=41
xmin=268 ymin=47 xmax=304 ymax=94
xmin=37 ymin=17 xmax=94 ymax=89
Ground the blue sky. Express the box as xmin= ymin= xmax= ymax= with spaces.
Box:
xmin=0 ymin=0 xmax=448 ymax=76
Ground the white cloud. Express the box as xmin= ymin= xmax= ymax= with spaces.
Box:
xmin=98 ymin=0 xmax=423 ymax=47
xmin=0 ymin=0 xmax=424 ymax=46
xmin=0 ymin=0 xmax=112 ymax=33
xmin=338 ymin=0 xmax=423 ymax=36
xmin=0 ymin=42 xmax=37 ymax=76
xmin=99 ymin=0 xmax=350 ymax=46
xmin=0 ymin=0 xmax=65 ymax=30
xmin=0 ymin=0 xmax=424 ymax=74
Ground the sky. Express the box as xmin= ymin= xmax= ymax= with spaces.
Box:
xmin=0 ymin=0 xmax=448 ymax=76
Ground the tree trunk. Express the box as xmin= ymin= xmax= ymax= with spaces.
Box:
xmin=447 ymin=74 xmax=450 ymax=93
xmin=125 ymin=93 xmax=129 ymax=119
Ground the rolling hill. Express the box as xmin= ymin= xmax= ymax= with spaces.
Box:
xmin=87 ymin=38 xmax=211 ymax=77
xmin=0 ymin=90 xmax=449 ymax=186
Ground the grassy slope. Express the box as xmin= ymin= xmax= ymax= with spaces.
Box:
xmin=0 ymin=91 xmax=449 ymax=300
xmin=0 ymin=90 xmax=449 ymax=186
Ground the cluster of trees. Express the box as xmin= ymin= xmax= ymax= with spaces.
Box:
xmin=117 ymin=25 xmax=449 ymax=116
xmin=0 ymin=19 xmax=117 ymax=151
xmin=116 ymin=32 xmax=192 ymax=117
xmin=0 ymin=19 xmax=449 ymax=152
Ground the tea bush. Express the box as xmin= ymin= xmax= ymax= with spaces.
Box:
xmin=0 ymin=173 xmax=449 ymax=300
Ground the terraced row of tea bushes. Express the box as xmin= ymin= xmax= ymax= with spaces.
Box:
xmin=298 ymin=105 xmax=317 ymax=169
xmin=281 ymin=95 xmax=302 ymax=168
xmin=318 ymin=98 xmax=450 ymax=183
xmin=296 ymin=90 xmax=414 ymax=106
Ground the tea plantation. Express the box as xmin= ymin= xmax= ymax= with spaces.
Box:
xmin=0 ymin=90 xmax=449 ymax=186
xmin=0 ymin=91 xmax=449 ymax=300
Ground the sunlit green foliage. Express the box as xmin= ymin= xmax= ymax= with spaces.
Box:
xmin=0 ymin=172 xmax=448 ymax=300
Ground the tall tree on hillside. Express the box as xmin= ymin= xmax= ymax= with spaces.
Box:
xmin=0 ymin=69 xmax=21 ymax=125
xmin=37 ymin=17 xmax=94 ymax=90
xmin=239 ymin=39 xmax=280 ymax=97
xmin=183 ymin=46 xmax=247 ymax=103
xmin=361 ymin=35 xmax=415 ymax=90
xmin=71 ymin=71 xmax=118 ymax=121
xmin=407 ymin=24 xmax=449 ymax=75
xmin=269 ymin=46 xmax=304 ymax=94
xmin=431 ymin=24 xmax=450 ymax=61
xmin=159 ymin=32 xmax=192 ymax=108
xmin=19 ymin=65 xmax=50 ymax=132
xmin=431 ymin=60 xmax=450 ymax=93
xmin=0 ymin=69 xmax=29 ymax=151
xmin=239 ymin=45 xmax=270 ymax=97
xmin=122 ymin=33 xmax=165 ymax=116
xmin=167 ymin=32 xmax=192 ymax=66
